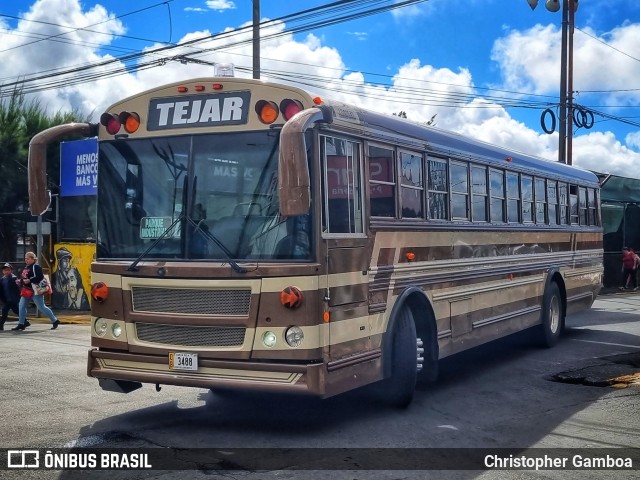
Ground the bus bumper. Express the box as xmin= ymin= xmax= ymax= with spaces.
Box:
xmin=87 ymin=348 xmax=326 ymax=397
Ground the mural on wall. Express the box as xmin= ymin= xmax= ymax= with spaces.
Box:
xmin=52 ymin=243 xmax=94 ymax=310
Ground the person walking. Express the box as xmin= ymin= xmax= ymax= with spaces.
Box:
xmin=0 ymin=263 xmax=21 ymax=330
xmin=12 ymin=252 xmax=59 ymax=331
xmin=620 ymin=247 xmax=638 ymax=291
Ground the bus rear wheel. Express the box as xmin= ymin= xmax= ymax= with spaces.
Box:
xmin=536 ymin=282 xmax=563 ymax=348
xmin=379 ymin=306 xmax=418 ymax=408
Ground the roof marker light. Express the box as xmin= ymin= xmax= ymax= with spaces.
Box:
xmin=177 ymin=86 xmax=188 ymax=93
xmin=280 ymin=99 xmax=303 ymax=120
xmin=119 ymin=112 xmax=140 ymax=134
xmin=195 ymin=85 xmax=205 ymax=92
xmin=100 ymin=113 xmax=121 ymax=135
xmin=255 ymin=100 xmax=279 ymax=124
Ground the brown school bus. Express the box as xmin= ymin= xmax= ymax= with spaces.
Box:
xmin=28 ymin=77 xmax=603 ymax=407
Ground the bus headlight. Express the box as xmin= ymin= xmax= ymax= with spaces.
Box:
xmin=112 ymin=323 xmax=122 ymax=338
xmin=95 ymin=319 xmax=108 ymax=336
xmin=285 ymin=326 xmax=304 ymax=347
xmin=262 ymin=331 xmax=277 ymax=348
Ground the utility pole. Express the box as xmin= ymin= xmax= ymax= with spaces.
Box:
xmin=527 ymin=0 xmax=577 ymax=165
xmin=253 ymin=0 xmax=260 ymax=79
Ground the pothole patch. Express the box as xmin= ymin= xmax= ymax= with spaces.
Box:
xmin=550 ymin=352 xmax=640 ymax=388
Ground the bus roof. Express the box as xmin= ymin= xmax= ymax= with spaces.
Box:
xmin=321 ymin=99 xmax=599 ymax=186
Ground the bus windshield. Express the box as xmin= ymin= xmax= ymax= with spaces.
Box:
xmin=97 ymin=130 xmax=312 ymax=261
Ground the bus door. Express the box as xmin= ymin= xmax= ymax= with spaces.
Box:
xmin=320 ymin=135 xmax=371 ymax=360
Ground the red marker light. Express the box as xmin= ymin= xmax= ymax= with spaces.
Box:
xmin=100 ymin=113 xmax=121 ymax=135
xmin=280 ymin=99 xmax=303 ymax=120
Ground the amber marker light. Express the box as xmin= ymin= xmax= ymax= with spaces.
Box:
xmin=406 ymin=252 xmax=416 ymax=261
xmin=120 ymin=112 xmax=140 ymax=133
xmin=323 ymin=311 xmax=330 ymax=323
xmin=91 ymin=282 xmax=109 ymax=303
xmin=313 ymin=96 xmax=323 ymax=105
xmin=256 ymin=100 xmax=279 ymax=124
xmin=280 ymin=286 xmax=303 ymax=309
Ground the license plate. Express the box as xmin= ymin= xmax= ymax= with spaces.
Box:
xmin=169 ymin=352 xmax=198 ymax=371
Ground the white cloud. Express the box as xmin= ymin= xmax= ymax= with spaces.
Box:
xmin=626 ymin=131 xmax=640 ymax=150
xmin=490 ymin=20 xmax=640 ymax=174
xmin=205 ymin=1 xmax=236 ymax=12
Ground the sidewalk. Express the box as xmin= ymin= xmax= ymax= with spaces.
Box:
xmin=3 ymin=307 xmax=91 ymax=326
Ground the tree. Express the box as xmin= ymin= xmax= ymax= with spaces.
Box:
xmin=0 ymin=85 xmax=88 ymax=261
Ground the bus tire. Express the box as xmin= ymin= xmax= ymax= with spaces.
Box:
xmin=536 ymin=282 xmax=563 ymax=348
xmin=380 ymin=306 xmax=418 ymax=408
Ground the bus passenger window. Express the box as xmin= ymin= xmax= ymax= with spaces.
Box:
xmin=535 ymin=178 xmax=546 ymax=224
xmin=569 ymin=185 xmax=579 ymax=224
xmin=559 ymin=183 xmax=569 ymax=224
xmin=587 ymin=188 xmax=597 ymax=225
xmin=428 ymin=158 xmax=448 ymax=220
xmin=400 ymin=151 xmax=424 ymax=218
xmin=547 ymin=181 xmax=558 ymax=225
xmin=521 ymin=175 xmax=534 ymax=223
xmin=451 ymin=161 xmax=469 ymax=220
xmin=506 ymin=172 xmax=520 ymax=223
xmin=369 ymin=145 xmax=396 ymax=217
xmin=471 ymin=166 xmax=488 ymax=222
xmin=578 ymin=187 xmax=587 ymax=225
xmin=489 ymin=169 xmax=504 ymax=223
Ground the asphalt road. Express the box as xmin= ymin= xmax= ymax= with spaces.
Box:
xmin=0 ymin=293 xmax=639 ymax=480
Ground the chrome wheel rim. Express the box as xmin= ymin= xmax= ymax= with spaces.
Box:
xmin=549 ymin=295 xmax=560 ymax=333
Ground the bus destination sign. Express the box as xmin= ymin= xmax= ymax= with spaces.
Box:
xmin=147 ymin=91 xmax=251 ymax=130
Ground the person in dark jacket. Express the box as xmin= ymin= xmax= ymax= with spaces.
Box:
xmin=0 ymin=262 xmax=20 ymax=330
xmin=13 ymin=251 xmax=59 ymax=331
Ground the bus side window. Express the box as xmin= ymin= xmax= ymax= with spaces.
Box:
xmin=321 ymin=136 xmax=364 ymax=234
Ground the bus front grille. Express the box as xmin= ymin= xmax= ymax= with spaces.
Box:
xmin=131 ymin=286 xmax=251 ymax=316
xmin=135 ymin=322 xmax=246 ymax=347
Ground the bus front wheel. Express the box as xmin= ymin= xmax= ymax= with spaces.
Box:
xmin=379 ymin=306 xmax=418 ymax=408
xmin=536 ymin=282 xmax=563 ymax=348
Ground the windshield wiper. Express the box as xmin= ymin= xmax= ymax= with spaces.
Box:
xmin=127 ymin=213 xmax=247 ymax=273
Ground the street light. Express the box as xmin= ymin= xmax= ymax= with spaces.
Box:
xmin=527 ymin=0 xmax=578 ymax=165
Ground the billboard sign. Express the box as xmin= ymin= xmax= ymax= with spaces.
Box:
xmin=60 ymin=139 xmax=98 ymax=196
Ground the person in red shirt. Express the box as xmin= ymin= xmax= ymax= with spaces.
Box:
xmin=620 ymin=247 xmax=639 ymax=290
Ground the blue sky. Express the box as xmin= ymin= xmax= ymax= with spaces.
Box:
xmin=1 ymin=0 xmax=640 ymax=176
